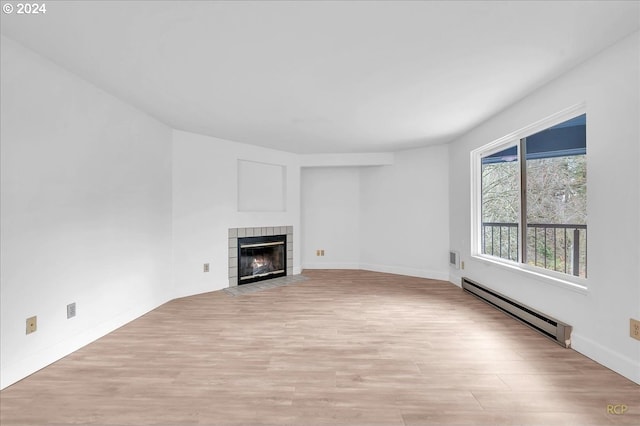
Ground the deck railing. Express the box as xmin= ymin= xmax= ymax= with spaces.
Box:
xmin=482 ymin=222 xmax=587 ymax=277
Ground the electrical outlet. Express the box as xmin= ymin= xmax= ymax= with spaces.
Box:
xmin=67 ymin=302 xmax=76 ymax=319
xmin=631 ymin=318 xmax=640 ymax=341
xmin=461 ymin=261 xmax=465 ymax=270
xmin=320 ymin=250 xmax=325 ymax=256
xmin=203 ymin=263 xmax=210 ymax=272
xmin=26 ymin=316 xmax=37 ymax=334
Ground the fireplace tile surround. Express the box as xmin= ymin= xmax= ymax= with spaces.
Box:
xmin=228 ymin=226 xmax=293 ymax=287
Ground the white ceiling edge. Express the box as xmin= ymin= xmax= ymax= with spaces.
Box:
xmin=1 ymin=1 xmax=639 ymax=154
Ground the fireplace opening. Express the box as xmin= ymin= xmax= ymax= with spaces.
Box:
xmin=237 ymin=235 xmax=287 ymax=284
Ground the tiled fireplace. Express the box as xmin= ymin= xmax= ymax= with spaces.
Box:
xmin=228 ymin=226 xmax=293 ymax=287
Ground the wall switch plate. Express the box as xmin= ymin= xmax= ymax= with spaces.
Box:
xmin=67 ymin=302 xmax=76 ymax=319
xmin=203 ymin=263 xmax=210 ymax=272
xmin=631 ymin=318 xmax=640 ymax=341
xmin=26 ymin=316 xmax=37 ymax=334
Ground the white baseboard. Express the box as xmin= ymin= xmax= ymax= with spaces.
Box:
xmin=360 ymin=263 xmax=449 ymax=281
xmin=301 ymin=262 xmax=360 ymax=270
xmin=0 ymin=296 xmax=170 ymax=390
xmin=449 ymin=271 xmax=464 ymax=287
xmin=301 ymin=263 xmax=449 ymax=282
xmin=570 ymin=333 xmax=640 ymax=385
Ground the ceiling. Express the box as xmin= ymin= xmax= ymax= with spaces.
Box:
xmin=1 ymin=1 xmax=638 ymax=154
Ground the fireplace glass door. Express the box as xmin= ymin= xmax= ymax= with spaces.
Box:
xmin=237 ymin=235 xmax=286 ymax=284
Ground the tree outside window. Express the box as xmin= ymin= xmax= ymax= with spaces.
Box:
xmin=480 ymin=114 xmax=587 ymax=278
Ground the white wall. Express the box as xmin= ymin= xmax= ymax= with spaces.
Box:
xmin=448 ymin=32 xmax=640 ymax=384
xmin=0 ymin=36 xmax=174 ymax=389
xmin=171 ymin=130 xmax=301 ymax=298
xmin=301 ymin=145 xmax=450 ymax=280
xmin=238 ymin=160 xmax=286 ymax=212
xmin=301 ymin=167 xmax=362 ymax=269
xmin=299 ymin=153 xmax=394 ymax=167
xmin=360 ymin=145 xmax=450 ymax=280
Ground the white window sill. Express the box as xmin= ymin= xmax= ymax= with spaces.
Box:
xmin=471 ymin=254 xmax=589 ymax=295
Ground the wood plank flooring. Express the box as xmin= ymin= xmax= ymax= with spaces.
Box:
xmin=1 ymin=269 xmax=638 ymax=425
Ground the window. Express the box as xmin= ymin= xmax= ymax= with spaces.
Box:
xmin=474 ymin=109 xmax=587 ymax=281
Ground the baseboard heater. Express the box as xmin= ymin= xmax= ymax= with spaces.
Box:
xmin=461 ymin=277 xmax=572 ymax=348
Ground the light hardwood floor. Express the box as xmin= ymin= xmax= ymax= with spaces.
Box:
xmin=1 ymin=270 xmax=638 ymax=425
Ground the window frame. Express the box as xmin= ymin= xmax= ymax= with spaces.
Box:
xmin=470 ymin=104 xmax=588 ymax=292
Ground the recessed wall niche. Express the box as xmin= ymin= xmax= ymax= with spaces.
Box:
xmin=237 ymin=160 xmax=286 ymax=212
